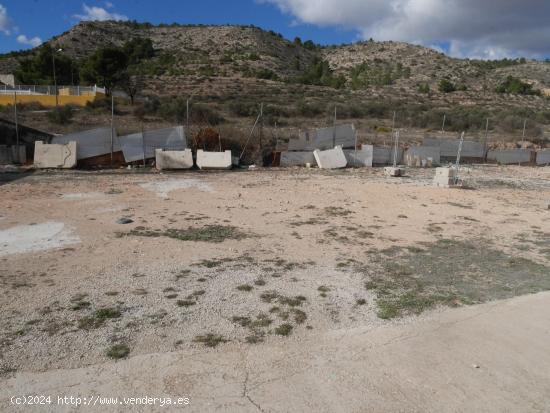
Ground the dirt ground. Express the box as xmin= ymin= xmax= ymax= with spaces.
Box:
xmin=1 ymin=165 xmax=549 ymax=411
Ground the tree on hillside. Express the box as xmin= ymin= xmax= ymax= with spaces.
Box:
xmin=496 ymin=76 xmax=540 ymax=95
xmin=438 ymin=79 xmax=456 ymax=93
xmin=15 ymin=45 xmax=77 ymax=85
xmin=80 ymin=46 xmax=129 ymax=95
xmin=119 ymin=73 xmax=144 ymax=105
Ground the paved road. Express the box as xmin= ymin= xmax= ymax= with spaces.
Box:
xmin=3 ymin=292 xmax=550 ymax=412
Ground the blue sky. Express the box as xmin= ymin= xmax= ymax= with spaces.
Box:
xmin=0 ymin=0 xmax=357 ymax=54
xmin=1 ymin=1 xmax=549 ymax=59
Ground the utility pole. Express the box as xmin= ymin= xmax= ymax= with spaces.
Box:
xmin=522 ymin=118 xmax=527 ymax=146
xmin=332 ymin=105 xmax=337 ymax=148
xmin=110 ymin=94 xmax=114 ymax=168
xmin=14 ymin=91 xmax=19 ymax=153
xmin=259 ymin=103 xmax=264 ymax=149
xmin=51 ymin=48 xmax=62 ymax=108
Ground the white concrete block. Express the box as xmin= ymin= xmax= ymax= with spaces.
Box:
xmin=280 ymin=151 xmax=316 ymax=167
xmin=314 ymin=146 xmax=347 ymax=169
xmin=34 ymin=141 xmax=77 ymax=169
xmin=433 ymin=167 xmax=458 ymax=187
xmin=343 ymin=145 xmax=374 ymax=167
xmin=155 ymin=149 xmax=193 ymax=170
xmin=196 ymin=150 xmax=232 ymax=170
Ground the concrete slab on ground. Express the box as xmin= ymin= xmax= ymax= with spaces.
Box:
xmin=155 ymin=149 xmax=193 ymax=170
xmin=196 ymin=150 xmax=232 ymax=170
xmin=314 ymin=146 xmax=347 ymax=169
xmin=33 ymin=141 xmax=77 ymax=169
xmin=2 ymin=292 xmax=549 ymax=412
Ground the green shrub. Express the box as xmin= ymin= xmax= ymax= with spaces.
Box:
xmin=46 ymin=106 xmax=73 ymax=124
xmin=438 ymin=79 xmax=456 ymax=93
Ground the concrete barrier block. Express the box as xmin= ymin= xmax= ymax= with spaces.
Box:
xmin=155 ymin=149 xmax=193 ymax=170
xmin=536 ymin=149 xmax=550 ymax=165
xmin=280 ymin=151 xmax=316 ymax=167
xmin=433 ymin=167 xmax=457 ymax=187
xmin=405 ymin=146 xmax=441 ymax=167
xmin=384 ymin=167 xmax=403 ymax=177
xmin=313 ymin=146 xmax=347 ymax=169
xmin=343 ymin=145 xmax=373 ymax=167
xmin=34 ymin=141 xmax=77 ymax=169
xmin=196 ymin=150 xmax=232 ymax=170
xmin=487 ymin=149 xmax=533 ymax=165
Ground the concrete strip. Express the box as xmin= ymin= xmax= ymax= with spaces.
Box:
xmin=536 ymin=149 xmax=550 ymax=166
xmin=2 ymin=292 xmax=550 ymax=412
xmin=33 ymin=141 xmax=77 ymax=169
xmin=52 ymin=127 xmax=118 ymax=160
xmin=280 ymin=151 xmax=316 ymax=167
xmin=289 ymin=124 xmax=356 ymax=151
xmin=314 ymin=146 xmax=347 ymax=169
xmin=0 ymin=222 xmax=80 ymax=257
xmin=155 ymin=149 xmax=193 ymax=170
xmin=487 ymin=149 xmax=534 ymax=165
xmin=404 ymin=146 xmax=441 ymax=167
xmin=343 ymin=145 xmax=373 ymax=167
xmin=196 ymin=150 xmax=232 ymax=170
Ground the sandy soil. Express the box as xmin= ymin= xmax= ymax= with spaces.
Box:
xmin=0 ymin=165 xmax=549 ymax=411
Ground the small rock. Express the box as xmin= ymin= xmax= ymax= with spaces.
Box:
xmin=472 ymin=364 xmax=480 ymax=369
xmin=116 ymin=218 xmax=134 ymax=225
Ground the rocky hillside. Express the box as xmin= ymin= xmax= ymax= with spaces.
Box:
xmin=1 ymin=21 xmax=549 ymax=146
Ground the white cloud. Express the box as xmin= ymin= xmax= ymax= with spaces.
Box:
xmin=74 ymin=3 xmax=128 ymax=22
xmin=263 ymin=0 xmax=550 ymax=58
xmin=17 ymin=34 xmax=42 ymax=47
xmin=0 ymin=3 xmax=12 ymax=35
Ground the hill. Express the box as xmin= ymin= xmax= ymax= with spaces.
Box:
xmin=1 ymin=20 xmax=549 ymax=154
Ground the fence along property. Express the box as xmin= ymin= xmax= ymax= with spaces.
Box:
xmin=0 ymin=84 xmax=106 ymax=107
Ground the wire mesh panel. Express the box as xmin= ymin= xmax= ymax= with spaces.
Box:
xmin=52 ymin=127 xmax=119 ymax=160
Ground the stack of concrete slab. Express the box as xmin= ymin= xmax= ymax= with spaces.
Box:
xmin=404 ymin=146 xmax=441 ymax=167
xmin=280 ymin=151 xmax=316 ymax=167
xmin=433 ymin=167 xmax=457 ymax=187
xmin=0 ymin=145 xmax=26 ymax=165
xmin=314 ymin=146 xmax=347 ymax=169
xmin=536 ymin=149 xmax=550 ymax=166
xmin=487 ymin=149 xmax=534 ymax=165
xmin=155 ymin=149 xmax=193 ymax=170
xmin=424 ymin=138 xmax=486 ymax=161
xmin=34 ymin=141 xmax=77 ymax=169
xmin=52 ymin=127 xmax=119 ymax=161
xmin=119 ymin=126 xmax=186 ymax=163
xmin=343 ymin=145 xmax=373 ymax=167
xmin=196 ymin=150 xmax=232 ymax=170
xmin=373 ymin=147 xmax=403 ymax=165
xmin=288 ymin=124 xmax=356 ymax=151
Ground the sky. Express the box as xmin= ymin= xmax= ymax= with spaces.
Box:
xmin=0 ymin=0 xmax=549 ymax=59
